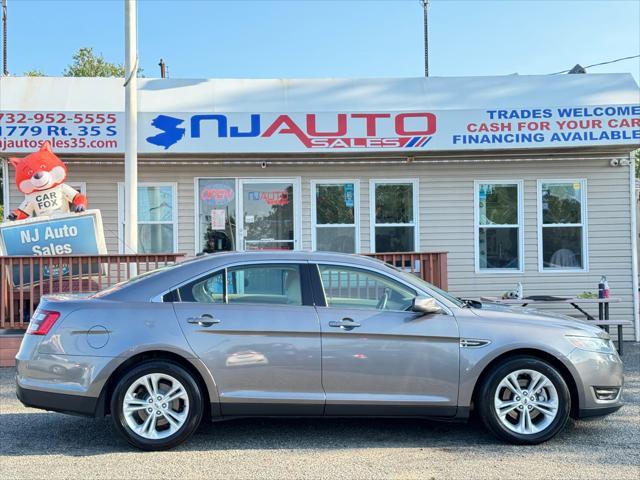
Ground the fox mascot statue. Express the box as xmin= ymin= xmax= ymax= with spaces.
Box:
xmin=7 ymin=141 xmax=88 ymax=221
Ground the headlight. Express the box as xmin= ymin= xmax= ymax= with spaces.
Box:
xmin=566 ymin=335 xmax=616 ymax=354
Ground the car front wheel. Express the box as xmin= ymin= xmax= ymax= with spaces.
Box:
xmin=110 ymin=360 xmax=204 ymax=450
xmin=477 ymin=356 xmax=571 ymax=444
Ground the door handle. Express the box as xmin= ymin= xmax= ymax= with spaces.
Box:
xmin=187 ymin=314 xmax=220 ymax=327
xmin=328 ymin=318 xmax=361 ymax=330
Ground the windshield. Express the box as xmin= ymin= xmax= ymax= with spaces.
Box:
xmin=394 ymin=269 xmax=466 ymax=308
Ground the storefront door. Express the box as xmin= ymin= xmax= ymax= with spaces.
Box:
xmin=238 ymin=179 xmax=300 ymax=251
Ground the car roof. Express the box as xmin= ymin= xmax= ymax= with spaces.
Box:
xmin=190 ymin=250 xmax=386 ymax=263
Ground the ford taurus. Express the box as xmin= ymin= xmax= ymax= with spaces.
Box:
xmin=15 ymin=251 xmax=623 ymax=450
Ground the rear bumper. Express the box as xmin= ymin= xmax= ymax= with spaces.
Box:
xmin=16 ymin=382 xmax=99 ymax=417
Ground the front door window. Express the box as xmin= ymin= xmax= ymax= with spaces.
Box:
xmin=240 ymin=181 xmax=295 ymax=251
xmin=318 ymin=265 xmax=415 ymax=311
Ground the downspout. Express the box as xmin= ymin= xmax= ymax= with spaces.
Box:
xmin=629 ymin=151 xmax=639 ymax=342
xmin=1 ymin=157 xmax=9 ymax=220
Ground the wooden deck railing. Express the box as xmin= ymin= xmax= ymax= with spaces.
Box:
xmin=365 ymin=252 xmax=448 ymax=291
xmin=1 ymin=251 xmax=448 ymax=329
xmin=1 ymin=254 xmax=185 ymax=328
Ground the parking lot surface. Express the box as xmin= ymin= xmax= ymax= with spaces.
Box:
xmin=1 ymin=343 xmax=638 ymax=480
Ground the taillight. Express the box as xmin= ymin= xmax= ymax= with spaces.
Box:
xmin=27 ymin=310 xmax=61 ymax=335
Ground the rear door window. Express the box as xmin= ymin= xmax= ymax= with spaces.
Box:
xmin=164 ymin=263 xmax=305 ymax=306
xmin=227 ymin=264 xmax=302 ymax=305
xmin=175 ymin=270 xmax=225 ymax=303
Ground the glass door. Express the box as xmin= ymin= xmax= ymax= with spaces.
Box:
xmin=238 ymin=179 xmax=298 ymax=251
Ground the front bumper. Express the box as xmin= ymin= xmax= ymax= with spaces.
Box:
xmin=577 ymin=404 xmax=623 ymax=418
xmin=567 ymin=348 xmax=624 ymax=417
xmin=16 ymin=382 xmax=99 ymax=417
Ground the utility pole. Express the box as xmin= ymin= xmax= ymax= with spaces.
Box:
xmin=422 ymin=0 xmax=429 ymax=77
xmin=2 ymin=0 xmax=8 ymax=76
xmin=124 ymin=0 xmax=138 ymax=254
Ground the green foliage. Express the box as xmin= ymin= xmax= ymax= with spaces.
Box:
xmin=479 ymin=184 xmax=518 ymax=225
xmin=375 ymin=184 xmax=413 ymax=223
xmin=316 ymin=185 xmax=354 ymax=224
xmin=24 ymin=70 xmax=46 ymax=77
xmin=542 ymin=184 xmax=581 ymax=224
xmin=63 ymin=47 xmax=125 ymax=77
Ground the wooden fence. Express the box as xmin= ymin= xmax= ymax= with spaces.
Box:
xmin=365 ymin=251 xmax=448 ymax=291
xmin=1 ymin=254 xmax=185 ymax=328
xmin=1 ymin=251 xmax=448 ymax=329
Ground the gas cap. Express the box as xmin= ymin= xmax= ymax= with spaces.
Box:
xmin=86 ymin=325 xmax=109 ymax=349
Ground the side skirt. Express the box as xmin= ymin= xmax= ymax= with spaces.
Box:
xmin=210 ymin=403 xmax=469 ymax=422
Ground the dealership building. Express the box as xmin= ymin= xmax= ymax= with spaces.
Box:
xmin=1 ymin=73 xmax=639 ymax=340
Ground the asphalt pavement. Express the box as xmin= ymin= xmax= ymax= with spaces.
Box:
xmin=1 ymin=343 xmax=638 ymax=480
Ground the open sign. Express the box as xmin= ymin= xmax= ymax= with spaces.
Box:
xmin=200 ymin=184 xmax=235 ymax=206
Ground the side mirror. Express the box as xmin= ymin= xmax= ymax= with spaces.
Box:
xmin=412 ymin=296 xmax=443 ymax=315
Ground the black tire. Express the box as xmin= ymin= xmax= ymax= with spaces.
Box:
xmin=477 ymin=356 xmax=571 ymax=445
xmin=110 ymin=360 xmax=204 ymax=450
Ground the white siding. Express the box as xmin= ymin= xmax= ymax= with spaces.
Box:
xmin=5 ymin=156 xmax=636 ymax=339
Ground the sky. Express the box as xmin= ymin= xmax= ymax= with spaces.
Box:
xmin=3 ymin=0 xmax=640 ymax=83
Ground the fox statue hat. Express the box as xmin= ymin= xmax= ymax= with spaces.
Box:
xmin=8 ymin=141 xmax=88 ymax=220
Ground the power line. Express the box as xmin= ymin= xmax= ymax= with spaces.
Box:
xmin=550 ymin=54 xmax=640 ymax=75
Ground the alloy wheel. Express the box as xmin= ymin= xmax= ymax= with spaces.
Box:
xmin=494 ymin=369 xmax=559 ymax=435
xmin=122 ymin=373 xmax=190 ymax=440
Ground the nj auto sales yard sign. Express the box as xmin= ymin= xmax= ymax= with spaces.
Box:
xmin=1 ymin=105 xmax=638 ymax=154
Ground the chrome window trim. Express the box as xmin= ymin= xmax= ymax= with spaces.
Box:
xmin=152 ymin=256 xmax=456 ymax=316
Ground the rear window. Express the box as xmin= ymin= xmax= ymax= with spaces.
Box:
xmin=92 ymin=264 xmax=176 ymax=298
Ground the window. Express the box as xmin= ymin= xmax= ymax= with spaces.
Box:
xmin=538 ymin=180 xmax=587 ymax=271
xmin=175 ymin=270 xmax=225 ymax=303
xmin=475 ymin=181 xmax=523 ymax=272
xmin=318 ymin=265 xmax=416 ymax=311
xmin=118 ymin=183 xmax=177 ymax=253
xmin=227 ymin=264 xmax=302 ymax=305
xmin=239 ymin=179 xmax=298 ymax=251
xmin=370 ymin=180 xmax=418 ymax=252
xmin=312 ymin=181 xmax=359 ymax=253
xmin=166 ymin=264 xmax=303 ymax=305
xmin=197 ymin=178 xmax=237 ymax=253
xmin=67 ymin=182 xmax=86 ymax=196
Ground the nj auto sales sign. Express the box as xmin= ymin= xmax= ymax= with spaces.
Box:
xmin=1 ymin=105 xmax=638 ymax=154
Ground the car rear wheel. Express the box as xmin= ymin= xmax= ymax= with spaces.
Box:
xmin=477 ymin=356 xmax=571 ymax=445
xmin=110 ymin=360 xmax=204 ymax=450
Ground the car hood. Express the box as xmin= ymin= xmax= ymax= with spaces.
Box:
xmin=470 ymin=301 xmax=606 ymax=337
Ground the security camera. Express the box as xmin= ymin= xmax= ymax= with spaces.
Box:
xmin=610 ymin=159 xmax=620 ymax=167
xmin=619 ymin=158 xmax=631 ymax=166
xmin=260 ymin=161 xmax=268 ymax=169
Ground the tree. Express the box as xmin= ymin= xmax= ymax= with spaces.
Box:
xmin=63 ymin=47 xmax=125 ymax=77
xmin=24 ymin=70 xmax=46 ymax=76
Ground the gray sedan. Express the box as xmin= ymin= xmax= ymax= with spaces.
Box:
xmin=15 ymin=251 xmax=623 ymax=450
